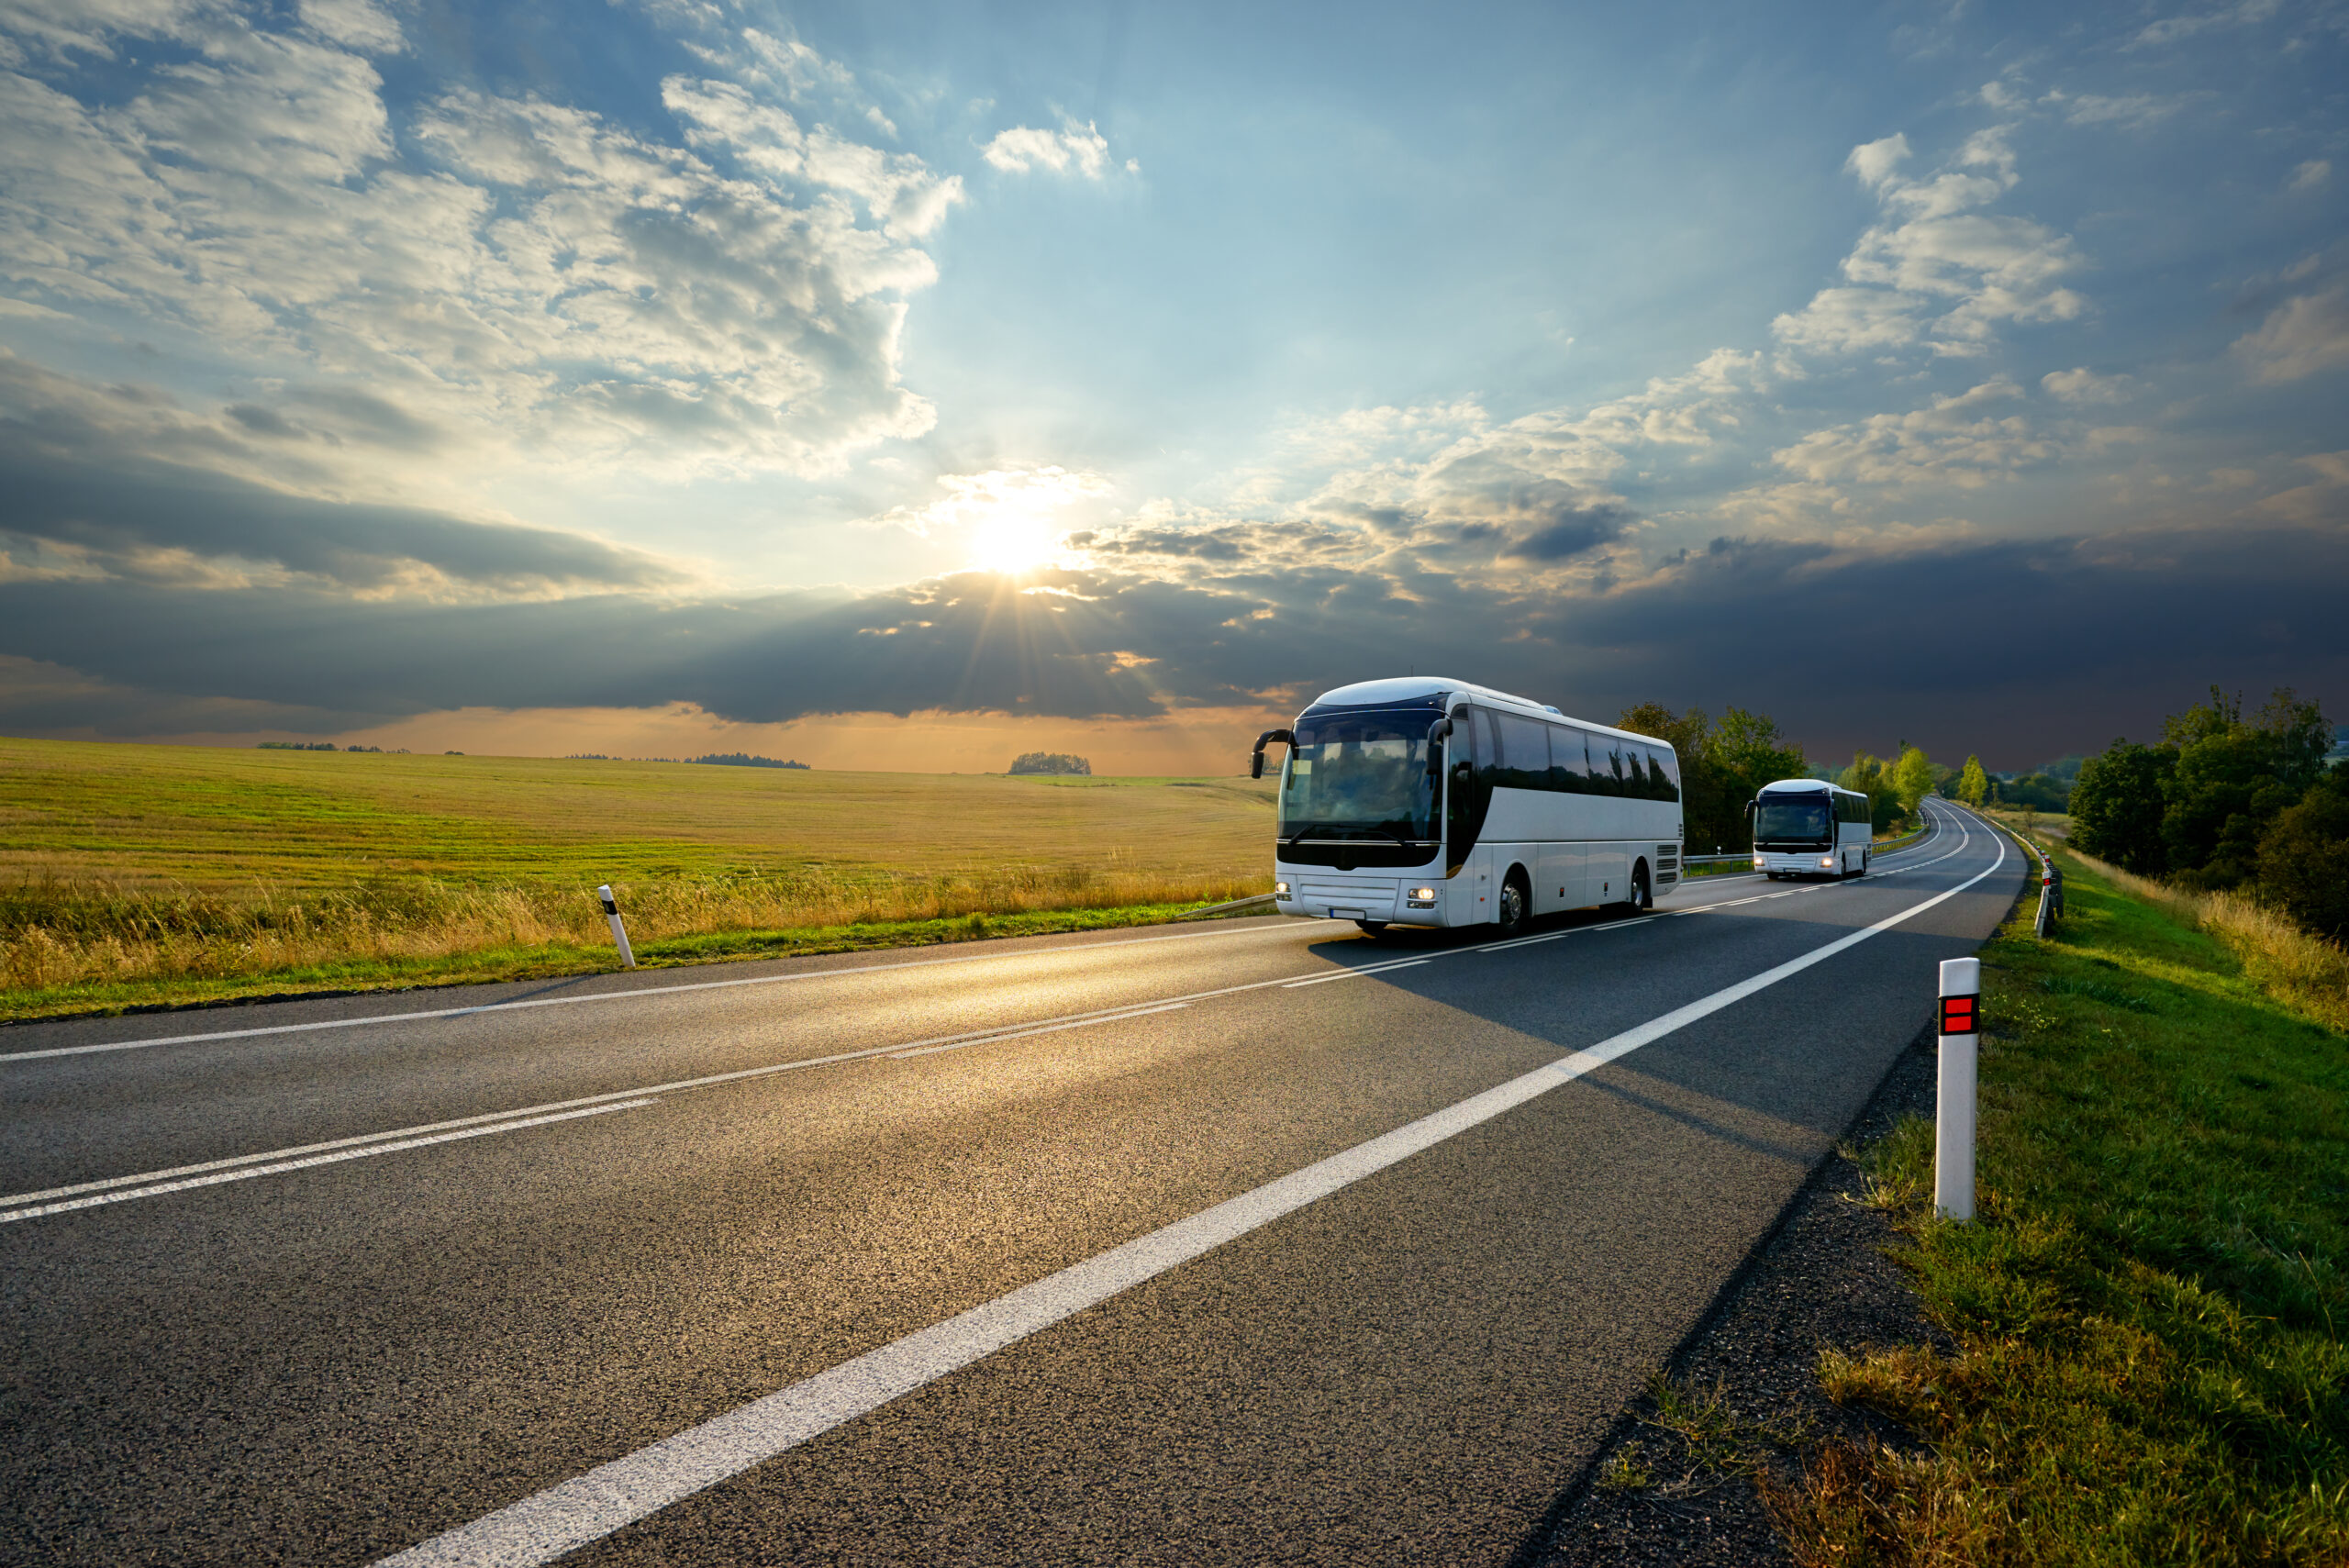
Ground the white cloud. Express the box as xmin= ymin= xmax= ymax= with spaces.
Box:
xmin=2128 ymin=0 xmax=2282 ymax=50
xmin=1845 ymin=134 xmax=1911 ymax=190
xmin=2041 ymin=367 xmax=2132 ymax=403
xmin=1773 ymin=287 xmax=1926 ymax=353
xmin=662 ymin=75 xmax=964 ymax=237
xmin=981 ymin=120 xmax=1123 ymax=179
xmin=2290 ymin=160 xmax=2332 ymax=192
xmin=2043 ymin=90 xmax=2190 ymax=129
xmin=1771 ymin=379 xmax=2058 ymax=489
xmin=295 ymin=0 xmax=402 ymax=52
xmin=1775 ymin=129 xmax=2086 ymax=360
xmin=2233 ymin=285 xmax=2349 ymax=384
xmin=0 ymin=7 xmax=958 ymax=479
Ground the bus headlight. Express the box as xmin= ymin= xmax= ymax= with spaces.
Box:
xmin=1406 ymin=885 xmax=1437 ymax=908
xmin=1820 ymin=856 xmax=1835 ymax=868
xmin=1275 ymin=880 xmax=1291 ymax=899
xmin=1408 ymin=887 xmax=1436 ymax=900
xmin=1753 ymin=854 xmax=1765 ymax=868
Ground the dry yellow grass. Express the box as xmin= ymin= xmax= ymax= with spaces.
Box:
xmin=0 ymin=737 xmax=1279 ymax=1014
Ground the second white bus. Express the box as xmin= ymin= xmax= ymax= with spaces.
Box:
xmin=1252 ymin=676 xmax=1684 ymax=934
xmin=1749 ymin=777 xmax=1874 ymax=879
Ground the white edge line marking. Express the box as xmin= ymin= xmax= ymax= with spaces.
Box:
xmin=1 ymin=806 xmax=1983 ymax=1212
xmin=370 ymin=813 xmax=2006 ymax=1568
xmin=0 ymin=1101 xmax=655 ymax=1225
xmin=0 ymin=918 xmax=1336 ymax=1065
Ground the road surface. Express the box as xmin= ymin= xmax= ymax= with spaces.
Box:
xmin=0 ymin=800 xmax=2019 ymax=1565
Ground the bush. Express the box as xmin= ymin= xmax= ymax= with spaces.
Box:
xmin=1008 ymin=751 xmax=1091 ymax=776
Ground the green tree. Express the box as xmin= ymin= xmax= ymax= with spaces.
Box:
xmin=1838 ymin=751 xmax=1904 ymax=832
xmin=1957 ymin=754 xmax=1988 ymax=806
xmin=2160 ymin=687 xmax=2331 ymax=891
xmin=1617 ymin=702 xmax=1808 ymax=853
xmin=1892 ymin=745 xmax=1935 ymax=815
xmin=2257 ymin=767 xmax=2349 ymax=940
xmin=2070 ymin=740 xmax=2175 ymax=874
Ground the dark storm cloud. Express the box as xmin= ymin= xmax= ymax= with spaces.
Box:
xmin=5 ymin=523 xmax=2344 ymax=764
xmin=1506 ymin=504 xmax=1631 ymax=561
xmin=0 ymin=429 xmax=679 ymax=593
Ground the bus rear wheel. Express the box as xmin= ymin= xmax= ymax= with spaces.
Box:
xmin=1631 ymin=863 xmax=1652 ymax=911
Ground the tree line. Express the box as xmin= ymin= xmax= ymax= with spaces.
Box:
xmin=1617 ymin=704 xmax=1941 ymax=853
xmin=2070 ymin=686 xmax=2348 ymax=940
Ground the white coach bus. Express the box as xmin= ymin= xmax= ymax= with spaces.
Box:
xmin=1749 ymin=777 xmax=1874 ymax=880
xmin=1252 ymin=676 xmax=1683 ymax=935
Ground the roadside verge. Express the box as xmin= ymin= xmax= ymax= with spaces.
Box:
xmin=1527 ymin=835 xmax=2349 ymax=1565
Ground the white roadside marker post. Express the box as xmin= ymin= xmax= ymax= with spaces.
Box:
xmin=598 ymin=884 xmax=637 ymax=970
xmin=1935 ymin=956 xmax=1979 ymax=1221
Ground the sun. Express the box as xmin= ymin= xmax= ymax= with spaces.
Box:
xmin=966 ymin=508 xmax=1061 ymax=575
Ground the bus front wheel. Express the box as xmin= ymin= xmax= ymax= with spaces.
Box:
xmin=1355 ymin=919 xmax=1388 ymax=937
xmin=1496 ymin=873 xmax=1529 ymax=937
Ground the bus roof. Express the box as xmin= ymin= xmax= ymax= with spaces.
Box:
xmin=1304 ymin=676 xmax=1674 ymax=753
xmin=1757 ymin=777 xmax=1864 ymax=797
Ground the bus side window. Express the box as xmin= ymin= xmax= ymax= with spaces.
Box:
xmin=1650 ymin=746 xmax=1679 ymax=803
xmin=1496 ymin=713 xmax=1548 ymax=791
xmin=1547 ymin=725 xmax=1581 ymax=794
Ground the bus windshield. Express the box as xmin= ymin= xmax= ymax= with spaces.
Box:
xmin=1280 ymin=709 xmax=1441 ymax=842
xmin=1754 ymin=798 xmax=1831 ymax=845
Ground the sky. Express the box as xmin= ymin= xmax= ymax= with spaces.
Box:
xmin=1 ymin=0 xmax=2344 ymax=774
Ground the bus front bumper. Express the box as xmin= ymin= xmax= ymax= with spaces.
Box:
xmin=1753 ymin=849 xmax=1842 ymax=876
xmin=1275 ymin=874 xmax=1446 ymax=925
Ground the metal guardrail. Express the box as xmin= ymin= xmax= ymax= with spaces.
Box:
xmin=1965 ymin=806 xmax=2063 ymax=937
xmin=1172 ymin=892 xmax=1279 ymax=921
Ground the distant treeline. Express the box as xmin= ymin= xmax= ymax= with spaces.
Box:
xmin=1009 ymin=751 xmax=1091 ymax=776
xmin=564 ymin=752 xmax=810 ymax=768
xmin=2071 ymin=686 xmax=2348 ymax=940
xmin=256 ymin=742 xmax=406 ymax=753
xmin=689 ymin=752 xmax=809 ymax=769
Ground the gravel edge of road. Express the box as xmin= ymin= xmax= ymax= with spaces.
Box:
xmin=1505 ymin=1020 xmax=1951 ymax=1567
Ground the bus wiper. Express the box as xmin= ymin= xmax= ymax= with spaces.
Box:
xmin=1284 ymin=823 xmax=1408 ymax=844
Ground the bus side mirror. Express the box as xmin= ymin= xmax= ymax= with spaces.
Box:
xmin=1424 ymin=717 xmax=1452 ymax=778
xmin=1252 ymin=728 xmax=1293 ymax=780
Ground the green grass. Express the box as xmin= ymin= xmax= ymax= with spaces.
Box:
xmin=1776 ymin=843 xmax=2349 ymax=1565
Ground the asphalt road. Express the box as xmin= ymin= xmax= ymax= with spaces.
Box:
xmin=0 ymin=800 xmax=2020 ymax=1566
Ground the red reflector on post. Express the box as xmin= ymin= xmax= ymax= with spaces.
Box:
xmin=1939 ymin=995 xmax=1976 ymax=1035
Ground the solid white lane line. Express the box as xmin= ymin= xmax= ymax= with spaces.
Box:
xmin=886 ymin=1004 xmax=1191 ymax=1059
xmin=371 ymin=827 xmax=2012 ymax=1568
xmin=0 ymin=1101 xmax=656 ymax=1225
xmin=1281 ymin=960 xmax=1431 ymax=988
xmin=7 ymin=807 xmax=1987 ymax=1218
xmin=0 ymin=918 xmax=1336 ymax=1065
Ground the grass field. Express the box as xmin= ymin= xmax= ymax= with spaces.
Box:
xmin=0 ymin=738 xmax=1277 ymax=1021
xmin=1770 ymin=832 xmax=2349 ymax=1565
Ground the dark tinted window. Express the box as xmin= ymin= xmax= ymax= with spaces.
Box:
xmin=1755 ymin=798 xmax=1831 ymax=842
xmin=1493 ymin=713 xmax=1551 ymax=789
xmin=1647 ymin=745 xmax=1680 ymax=803
xmin=1550 ymin=727 xmax=1589 ymax=793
